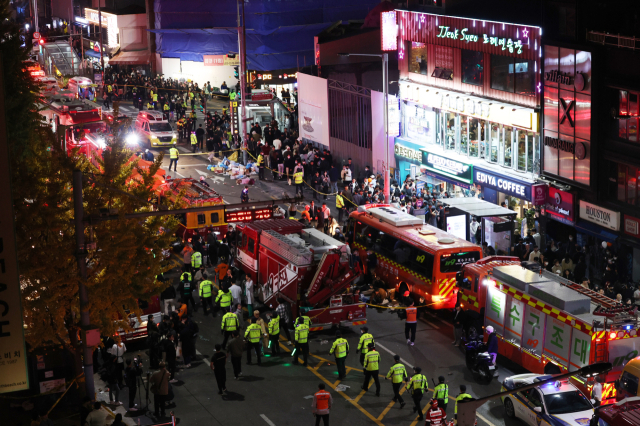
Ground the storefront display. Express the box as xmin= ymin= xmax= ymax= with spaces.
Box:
xmin=544 ymin=187 xmax=575 ymax=226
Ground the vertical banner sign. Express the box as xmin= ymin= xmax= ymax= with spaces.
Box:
xmin=543 ymin=317 xmax=572 ymax=368
xmin=297 ymin=73 xmax=330 ymax=147
xmin=504 ymin=297 xmax=525 ymax=346
xmin=0 ymin=55 xmax=29 ymax=393
xmin=568 ymin=329 xmax=591 ymax=372
xmin=485 ymin=286 xmax=506 ymax=336
xmin=522 ymin=305 xmax=546 ymax=357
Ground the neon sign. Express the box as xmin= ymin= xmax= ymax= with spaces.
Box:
xmin=435 ymin=26 xmax=524 ymax=54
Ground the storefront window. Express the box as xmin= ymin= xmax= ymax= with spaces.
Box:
xmin=490 ymin=123 xmax=500 ymax=162
xmin=491 ymin=55 xmax=514 ymax=92
xmin=517 ymin=131 xmax=527 ymax=171
xmin=527 ymin=132 xmax=536 ymax=173
xmin=615 ymin=163 xmax=640 ymax=206
xmin=445 ymin=112 xmax=456 ymax=150
xmin=461 ymin=50 xmax=484 ymax=86
xmin=460 ymin=115 xmax=468 ymax=155
xmin=515 ymin=60 xmax=536 ymax=96
xmin=409 ymin=42 xmax=428 ymax=75
xmin=628 ymin=166 xmax=638 ymax=205
xmin=503 ymin=126 xmax=513 ymax=167
xmin=469 ymin=118 xmax=480 ymax=157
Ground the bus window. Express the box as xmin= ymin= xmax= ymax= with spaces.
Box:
xmin=247 ymin=238 xmax=255 ymax=254
xmin=197 ymin=214 xmax=206 ymax=225
xmin=620 ymin=371 xmax=639 ymax=396
xmin=439 ymin=251 xmax=481 ymax=274
xmin=210 ymin=212 xmax=219 ymax=224
xmin=410 ymin=247 xmax=435 ymax=277
xmin=392 ymin=240 xmax=412 ymax=264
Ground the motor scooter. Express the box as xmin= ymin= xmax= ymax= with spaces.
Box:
xmin=463 ymin=337 xmax=497 ymax=384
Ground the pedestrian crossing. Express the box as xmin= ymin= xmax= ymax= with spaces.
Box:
xmin=107 ymin=101 xmax=228 ymax=120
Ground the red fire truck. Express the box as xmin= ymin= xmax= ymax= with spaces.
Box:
xmin=235 ymin=219 xmax=366 ymax=331
xmin=118 ymin=296 xmax=163 ymax=343
xmin=456 ymin=258 xmax=638 ymax=403
xmin=591 ymin=397 xmax=640 ymax=426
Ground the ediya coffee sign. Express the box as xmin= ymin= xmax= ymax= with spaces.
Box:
xmin=579 ymin=201 xmax=620 ymax=231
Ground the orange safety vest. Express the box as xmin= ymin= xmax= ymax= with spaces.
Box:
xmin=406 ymin=307 xmax=417 ymax=323
xmin=315 ymin=390 xmax=331 ymax=410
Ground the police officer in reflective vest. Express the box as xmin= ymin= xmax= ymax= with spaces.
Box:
xmin=293 ymin=320 xmax=309 ymax=366
xmin=169 ymin=143 xmax=179 ymax=172
xmin=221 ymin=307 xmax=239 ymax=349
xmin=294 ymin=313 xmax=311 ymax=328
xmin=257 ymin=153 xmax=265 ymax=180
xmin=407 ymin=366 xmax=427 ymax=420
xmin=215 ymin=288 xmax=232 ymax=314
xmin=153 ymin=91 xmax=159 ymax=109
xmin=268 ymin=312 xmax=280 ymax=355
xmin=179 ymin=268 xmax=197 ymax=313
xmin=386 ymin=354 xmax=407 ymax=407
xmin=336 ymin=191 xmax=345 ymax=222
xmin=329 ymin=331 xmax=349 ymax=379
xmin=163 ymin=102 xmax=170 ymax=119
xmin=244 ymin=318 xmax=262 ymax=365
xmin=356 ymin=326 xmax=374 ymax=366
xmin=433 ymin=376 xmax=449 ymax=412
xmin=455 ymin=385 xmax=473 ymax=420
xmin=294 ymin=169 xmax=304 ymax=196
xmin=362 ymin=343 xmax=381 ymax=395
xmin=191 ymin=131 xmax=198 ymax=153
xmin=312 ymin=383 xmax=332 ymax=426
xmin=199 ymin=274 xmax=214 ymax=315
xmin=191 ymin=251 xmax=202 ymax=270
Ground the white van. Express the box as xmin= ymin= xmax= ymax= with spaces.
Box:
xmin=134 ymin=111 xmax=177 ymax=149
xmin=37 ymin=76 xmax=59 ymax=94
xmin=68 ymin=76 xmax=97 ymax=101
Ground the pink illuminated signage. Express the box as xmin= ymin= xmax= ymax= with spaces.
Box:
xmin=381 ymin=11 xmax=397 ymax=51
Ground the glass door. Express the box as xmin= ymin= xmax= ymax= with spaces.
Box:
xmin=490 ymin=123 xmax=500 ymax=162
xmin=469 ymin=118 xmax=480 ymax=157
xmin=460 ymin=115 xmax=469 ymax=156
xmin=517 ymin=130 xmax=527 ymax=171
xmin=527 ymin=132 xmax=536 ymax=173
xmin=503 ymin=126 xmax=513 ymax=168
xmin=445 ymin=112 xmax=457 ymax=151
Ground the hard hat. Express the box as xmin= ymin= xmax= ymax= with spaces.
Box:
xmin=486 ymin=325 xmax=494 ymax=334
xmin=403 ymin=291 xmax=410 ymax=297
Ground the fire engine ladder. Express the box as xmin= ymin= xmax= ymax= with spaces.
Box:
xmin=541 ymin=270 xmax=617 ymax=308
xmin=592 ymin=322 xmax=608 ymax=363
xmin=305 ymin=252 xmax=360 ymax=306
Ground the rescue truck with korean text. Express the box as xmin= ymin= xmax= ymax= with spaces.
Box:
xmin=455 ymin=258 xmax=639 ymax=403
xmin=235 ymin=219 xmax=366 ymax=331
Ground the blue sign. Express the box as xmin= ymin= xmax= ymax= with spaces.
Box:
xmin=473 ymin=167 xmax=533 ymax=201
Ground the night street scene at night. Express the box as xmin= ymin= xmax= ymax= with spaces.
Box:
xmin=3 ymin=0 xmax=640 ymax=425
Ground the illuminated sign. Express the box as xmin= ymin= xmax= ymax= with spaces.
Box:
xmin=85 ymin=8 xmax=118 ymax=48
xmin=381 ymin=11 xmax=397 ymax=51
xmin=421 ymin=150 xmax=472 ymax=183
xmin=544 ymin=187 xmax=574 ymax=225
xmin=203 ymin=55 xmax=239 ymax=67
xmin=224 ymin=208 xmax=273 ymax=223
xmin=394 ymin=144 xmax=421 ymax=162
xmin=473 ymin=167 xmax=532 ymax=200
xmin=251 ymin=93 xmax=274 ymax=101
xmin=579 ymin=201 xmax=620 ymax=231
xmin=436 ymin=26 xmax=523 ymax=54
xmin=624 ymin=215 xmax=640 ymax=239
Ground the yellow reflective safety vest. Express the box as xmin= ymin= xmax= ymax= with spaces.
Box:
xmin=191 ymin=133 xmax=197 ymax=145
xmin=386 ymin=363 xmax=407 ymax=384
xmin=455 ymin=393 xmax=473 ymax=414
xmin=357 ymin=333 xmax=374 ymax=354
xmin=215 ymin=290 xmax=232 ymax=308
xmin=221 ymin=312 xmax=239 ymax=331
xmin=363 ymin=350 xmax=380 ymax=371
xmin=163 ymin=103 xmax=169 ymax=111
xmin=294 ymin=315 xmax=311 ymax=328
xmin=170 ymin=147 xmax=179 ymax=159
xmin=180 ymin=272 xmax=192 ymax=282
xmin=245 ymin=323 xmax=261 ymax=343
xmin=190 ymin=111 xmax=197 ymax=119
xmin=199 ymin=280 xmax=214 ymax=298
xmin=336 ymin=194 xmax=345 ymax=209
xmin=330 ymin=338 xmax=349 ymax=358
xmin=434 ymin=383 xmax=449 ymax=400
xmin=153 ymin=93 xmax=158 ymax=102
xmin=268 ymin=316 xmax=280 ymax=335
xmin=189 ymin=92 xmax=195 ymax=99
xmin=294 ymin=171 xmax=303 ymax=184
xmin=147 ymin=102 xmax=153 ymax=109
xmin=295 ymin=323 xmax=309 ymax=343
xmin=107 ymin=85 xmax=113 ymax=93
xmin=192 ymin=252 xmax=202 ymax=268
xmin=257 ymin=154 xmax=264 ymax=166
xmin=407 ymin=374 xmax=427 ymax=394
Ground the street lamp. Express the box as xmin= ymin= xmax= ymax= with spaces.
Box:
xmin=457 ymin=362 xmax=613 ymax=426
xmin=337 ymin=52 xmax=390 ymax=203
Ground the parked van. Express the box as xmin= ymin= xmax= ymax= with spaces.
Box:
xmin=37 ymin=76 xmax=59 ymax=94
xmin=68 ymin=76 xmax=97 ymax=100
xmin=134 ymin=111 xmax=177 ymax=149
xmin=615 ymin=356 xmax=640 ymax=400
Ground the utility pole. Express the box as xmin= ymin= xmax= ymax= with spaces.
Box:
xmin=382 ymin=53 xmax=390 ymax=204
xmin=237 ymin=0 xmax=247 ymax=164
xmin=72 ymin=170 xmax=95 ymax=399
xmin=98 ymin=2 xmax=104 ymax=73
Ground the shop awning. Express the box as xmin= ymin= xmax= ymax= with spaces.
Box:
xmin=109 ymin=50 xmax=152 ymax=65
xmin=441 ymin=197 xmax=516 ymax=219
xmin=575 ymin=220 xmax=619 ymax=243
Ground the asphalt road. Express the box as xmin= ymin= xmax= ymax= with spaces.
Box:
xmin=103 ymin=100 xmax=527 ymax=426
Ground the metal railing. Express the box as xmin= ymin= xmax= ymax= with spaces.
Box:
xmin=328 ymin=80 xmax=372 ymax=149
xmin=587 ymin=30 xmax=640 ymax=50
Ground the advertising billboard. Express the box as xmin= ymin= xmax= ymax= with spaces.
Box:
xmin=298 ymin=73 xmax=330 ymax=147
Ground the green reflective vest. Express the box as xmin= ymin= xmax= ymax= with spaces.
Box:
xmin=363 ymin=350 xmax=380 ymax=371
xmin=386 ymin=363 xmax=407 ymax=384
xmin=330 ymin=338 xmax=349 ymax=358
xmin=180 ymin=272 xmax=192 ymax=282
xmin=268 ymin=316 xmax=280 ymax=335
xmin=455 ymin=393 xmax=473 ymax=414
xmin=191 ymin=133 xmax=197 ymax=145
xmin=407 ymin=374 xmax=427 ymax=394
xmin=163 ymin=103 xmax=169 ymax=111
xmin=199 ymin=280 xmax=213 ymax=298
xmin=434 ymin=383 xmax=449 ymax=400
xmin=222 ymin=312 xmax=239 ymax=331
xmin=336 ymin=194 xmax=345 ymax=208
xmin=294 ymin=316 xmax=311 ymax=328
xmin=295 ymin=323 xmax=309 ymax=343
xmin=294 ymin=171 xmax=303 ymax=184
xmin=215 ymin=290 xmax=232 ymax=308
xmin=153 ymin=93 xmax=158 ymax=102
xmin=357 ymin=333 xmax=374 ymax=354
xmin=192 ymin=252 xmax=202 ymax=268
xmin=170 ymin=147 xmax=179 ymax=159
xmin=245 ymin=323 xmax=261 ymax=343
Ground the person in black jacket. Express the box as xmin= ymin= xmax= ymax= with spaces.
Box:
xmin=180 ymin=316 xmax=199 ymax=368
xmin=452 ymin=304 xmax=466 ymax=346
xmin=160 ymin=283 xmax=177 ymax=315
xmin=124 ymin=358 xmax=143 ymax=411
xmin=311 ymin=171 xmax=322 ymax=200
xmin=163 ymin=334 xmax=178 ymax=382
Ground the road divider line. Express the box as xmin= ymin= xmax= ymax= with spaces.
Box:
xmin=353 ymin=379 xmax=372 ymax=404
xmin=476 ymin=412 xmax=499 ymax=426
xmin=377 ymin=385 xmax=407 ymax=421
xmin=260 ymin=414 xmax=276 ymax=426
xmin=314 ymin=361 xmax=324 ymax=371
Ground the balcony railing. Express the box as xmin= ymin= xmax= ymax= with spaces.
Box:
xmin=587 ymin=30 xmax=640 ymax=50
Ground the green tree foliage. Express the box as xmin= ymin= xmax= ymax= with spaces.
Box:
xmin=1 ymin=0 xmax=179 ymax=356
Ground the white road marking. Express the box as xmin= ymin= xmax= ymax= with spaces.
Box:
xmin=477 ymin=412 xmax=499 ymax=426
xmin=260 ymin=414 xmax=277 ymax=426
xmin=375 ymin=342 xmax=413 ymax=367
xmin=303 ymin=395 xmax=314 ymax=399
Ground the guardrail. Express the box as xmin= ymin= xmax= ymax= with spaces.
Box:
xmin=587 ymin=30 xmax=640 ymax=50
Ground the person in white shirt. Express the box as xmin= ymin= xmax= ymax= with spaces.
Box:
xmin=591 ymin=377 xmax=602 ymax=406
xmin=470 ymin=217 xmax=480 ymax=244
xmin=245 ymin=276 xmax=255 ymax=317
xmin=230 ymin=282 xmax=242 ymax=307
xmin=110 ymin=340 xmax=127 ymax=386
xmin=273 ymin=138 xmax=281 ymax=150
